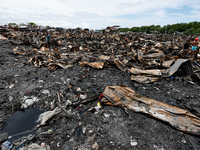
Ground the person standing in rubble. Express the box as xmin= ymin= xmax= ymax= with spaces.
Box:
xmin=46 ymin=32 xmax=51 ymax=49
xmin=182 ymin=39 xmax=191 ymax=58
xmin=191 ymin=38 xmax=199 ymax=58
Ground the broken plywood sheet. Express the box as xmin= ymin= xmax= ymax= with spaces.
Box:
xmin=155 ymin=43 xmax=163 ymax=49
xmin=0 ymin=35 xmax=7 ymax=40
xmin=129 ymin=68 xmax=162 ymax=76
xmin=27 ymin=56 xmax=43 ymax=67
xmin=143 ymin=50 xmax=165 ymax=58
xmin=131 ymin=75 xmax=159 ymax=83
xmin=162 ymin=60 xmax=174 ymax=68
xmin=114 ymin=58 xmax=126 ymax=72
xmin=137 ymin=50 xmax=143 ymax=63
xmin=57 ymin=62 xmax=73 ymax=69
xmin=79 ymin=61 xmax=104 ymax=69
xmin=40 ymin=47 xmax=50 ymax=51
xmin=103 ymin=86 xmax=200 ymax=136
xmin=99 ymin=55 xmax=111 ymax=60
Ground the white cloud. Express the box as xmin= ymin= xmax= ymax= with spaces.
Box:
xmin=0 ymin=0 xmax=199 ymax=29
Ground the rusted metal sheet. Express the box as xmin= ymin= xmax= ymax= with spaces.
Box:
xmin=165 ymin=59 xmax=193 ymax=77
xmin=129 ymin=68 xmax=162 ymax=76
xmin=103 ymin=86 xmax=200 ymax=136
xmin=131 ymin=75 xmax=159 ymax=83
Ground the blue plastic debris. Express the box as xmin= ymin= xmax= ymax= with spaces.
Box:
xmin=1 ymin=141 xmax=13 ymax=150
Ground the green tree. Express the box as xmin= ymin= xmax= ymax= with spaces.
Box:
xmin=154 ymin=25 xmax=161 ymax=32
xmin=120 ymin=21 xmax=200 ymax=34
xmin=119 ymin=28 xmax=130 ymax=32
xmin=29 ymin=22 xmax=36 ymax=26
xmin=8 ymin=23 xmax=16 ymax=26
xmin=194 ymin=28 xmax=200 ymax=35
xmin=184 ymin=28 xmax=195 ymax=35
xmin=140 ymin=26 xmax=148 ymax=32
xmin=169 ymin=29 xmax=175 ymax=34
xmin=180 ymin=23 xmax=187 ymax=32
xmin=130 ymin=27 xmax=139 ymax=32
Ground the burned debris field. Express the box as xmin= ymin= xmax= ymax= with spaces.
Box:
xmin=1 ymin=29 xmax=200 ymax=150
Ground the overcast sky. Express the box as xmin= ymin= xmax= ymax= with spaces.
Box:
xmin=0 ymin=0 xmax=200 ymax=29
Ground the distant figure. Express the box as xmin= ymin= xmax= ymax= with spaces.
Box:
xmin=46 ymin=33 xmax=51 ymax=49
xmin=40 ymin=29 xmax=42 ymax=35
xmin=191 ymin=38 xmax=199 ymax=58
xmin=182 ymin=39 xmax=191 ymax=58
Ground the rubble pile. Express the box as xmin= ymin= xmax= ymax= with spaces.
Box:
xmin=4 ymin=30 xmax=200 ymax=82
xmin=0 ymin=29 xmax=200 ymax=150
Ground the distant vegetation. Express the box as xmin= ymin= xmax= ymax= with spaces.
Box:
xmin=28 ymin=22 xmax=36 ymax=26
xmin=119 ymin=21 xmax=200 ymax=35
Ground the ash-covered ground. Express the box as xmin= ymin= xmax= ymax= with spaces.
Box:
xmin=0 ymin=39 xmax=200 ymax=150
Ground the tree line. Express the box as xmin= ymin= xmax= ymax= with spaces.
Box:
xmin=119 ymin=21 xmax=200 ymax=35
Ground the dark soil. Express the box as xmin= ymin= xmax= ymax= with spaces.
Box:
xmin=0 ymin=39 xmax=200 ymax=150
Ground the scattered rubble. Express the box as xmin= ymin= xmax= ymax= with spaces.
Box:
xmin=1 ymin=29 xmax=200 ymax=149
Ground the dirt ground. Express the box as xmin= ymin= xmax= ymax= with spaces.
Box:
xmin=1 ymin=38 xmax=200 ymax=150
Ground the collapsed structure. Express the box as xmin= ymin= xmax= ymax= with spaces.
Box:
xmin=2 ymin=29 xmax=200 ymax=81
xmin=1 ymin=28 xmax=200 ymax=149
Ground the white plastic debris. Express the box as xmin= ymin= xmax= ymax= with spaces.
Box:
xmin=21 ymin=96 xmax=39 ymax=109
xmin=188 ymin=81 xmax=195 ymax=85
xmin=55 ymin=82 xmax=62 ymax=85
xmin=13 ymin=74 xmax=20 ymax=77
xmin=153 ymin=145 xmax=166 ymax=150
xmin=79 ymin=94 xmax=87 ymax=100
xmin=104 ymin=113 xmax=110 ymax=118
xmin=88 ymin=130 xmax=94 ymax=134
xmin=57 ymin=142 xmax=60 ymax=147
xmin=94 ymin=102 xmax=102 ymax=113
xmin=9 ymin=96 xmax=13 ymax=102
xmin=82 ymin=127 xmax=87 ymax=134
xmin=154 ymin=87 xmax=159 ymax=91
xmin=9 ymin=84 xmax=14 ymax=89
xmin=76 ymin=87 xmax=82 ymax=92
xmin=66 ymin=100 xmax=72 ymax=106
xmin=130 ymin=139 xmax=138 ymax=146
xmin=181 ymin=138 xmax=187 ymax=143
xmin=37 ymin=106 xmax=64 ymax=127
xmin=1 ymin=141 xmax=12 ymax=150
xmin=42 ymin=90 xmax=50 ymax=94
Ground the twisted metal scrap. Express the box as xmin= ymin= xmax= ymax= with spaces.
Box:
xmin=103 ymin=86 xmax=200 ymax=135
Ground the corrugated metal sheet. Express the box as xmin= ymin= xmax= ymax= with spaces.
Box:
xmin=103 ymin=86 xmax=200 ymax=136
